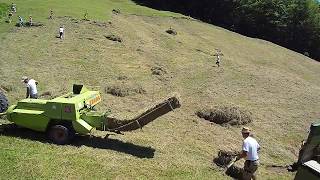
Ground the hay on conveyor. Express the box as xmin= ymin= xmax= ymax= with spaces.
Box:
xmin=105 ymin=94 xmax=181 ymax=132
xmin=196 ymin=106 xmax=252 ymax=126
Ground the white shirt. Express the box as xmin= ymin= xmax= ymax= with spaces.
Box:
xmin=242 ymin=136 xmax=260 ymax=161
xmin=59 ymin=27 xmax=64 ymax=33
xmin=27 ymin=79 xmax=38 ymax=95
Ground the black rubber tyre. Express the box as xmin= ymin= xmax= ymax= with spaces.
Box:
xmin=48 ymin=124 xmax=74 ymax=145
xmin=0 ymin=91 xmax=9 ymax=113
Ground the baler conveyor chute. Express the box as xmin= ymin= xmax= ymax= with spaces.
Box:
xmin=106 ymin=96 xmax=180 ymax=132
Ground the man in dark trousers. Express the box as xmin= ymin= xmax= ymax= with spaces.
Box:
xmin=236 ymin=127 xmax=260 ymax=180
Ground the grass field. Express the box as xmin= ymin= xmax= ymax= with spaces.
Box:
xmin=0 ymin=0 xmax=320 ymax=179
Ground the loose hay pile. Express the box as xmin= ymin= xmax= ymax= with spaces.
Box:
xmin=105 ymin=83 xmax=146 ymax=97
xmin=105 ymin=34 xmax=122 ymax=42
xmin=213 ymin=150 xmax=243 ymax=179
xmin=225 ymin=165 xmax=243 ymax=179
xmin=213 ymin=150 xmax=239 ymax=167
xmin=196 ymin=106 xmax=252 ymax=126
xmin=151 ymin=66 xmax=167 ymax=76
xmin=166 ymin=28 xmax=177 ymax=35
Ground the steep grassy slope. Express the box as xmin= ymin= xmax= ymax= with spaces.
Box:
xmin=0 ymin=1 xmax=320 ymax=179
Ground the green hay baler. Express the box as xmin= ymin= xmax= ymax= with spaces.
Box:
xmin=0 ymin=85 xmax=181 ymax=144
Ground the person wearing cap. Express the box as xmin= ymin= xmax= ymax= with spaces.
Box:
xmin=22 ymin=76 xmax=38 ymax=99
xmin=236 ymin=127 xmax=260 ymax=180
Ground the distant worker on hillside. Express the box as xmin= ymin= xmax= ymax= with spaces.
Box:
xmin=22 ymin=76 xmax=38 ymax=99
xmin=59 ymin=26 xmax=64 ymax=39
xmin=18 ymin=16 xmax=24 ymax=27
xmin=11 ymin=3 xmax=16 ymax=13
xmin=7 ymin=11 xmax=13 ymax=23
xmin=29 ymin=15 xmax=33 ymax=26
xmin=235 ymin=127 xmax=260 ymax=180
xmin=49 ymin=10 xmax=54 ymax=19
xmin=214 ymin=49 xmax=223 ymax=67
xmin=84 ymin=11 xmax=88 ymax=20
xmin=216 ymin=54 xmax=221 ymax=67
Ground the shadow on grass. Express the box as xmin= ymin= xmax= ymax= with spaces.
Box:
xmin=0 ymin=124 xmax=155 ymax=158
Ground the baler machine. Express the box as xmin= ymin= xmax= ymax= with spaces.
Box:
xmin=0 ymin=85 xmax=181 ymax=144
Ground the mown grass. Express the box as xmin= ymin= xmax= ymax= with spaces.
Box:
xmin=0 ymin=0 xmax=320 ymax=179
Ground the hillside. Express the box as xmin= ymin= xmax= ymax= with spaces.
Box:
xmin=1 ymin=0 xmax=320 ymax=179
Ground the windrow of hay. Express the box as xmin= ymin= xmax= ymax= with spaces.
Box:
xmin=105 ymin=83 xmax=146 ymax=97
xmin=104 ymin=34 xmax=122 ymax=42
xmin=151 ymin=66 xmax=167 ymax=76
xmin=196 ymin=106 xmax=252 ymax=126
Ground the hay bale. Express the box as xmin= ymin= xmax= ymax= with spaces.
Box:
xmin=196 ymin=106 xmax=252 ymax=126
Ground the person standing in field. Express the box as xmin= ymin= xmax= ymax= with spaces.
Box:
xmin=216 ymin=54 xmax=221 ymax=67
xmin=18 ymin=16 xmax=24 ymax=27
xmin=21 ymin=76 xmax=38 ymax=99
xmin=84 ymin=11 xmax=88 ymax=20
xmin=59 ymin=26 xmax=64 ymax=39
xmin=236 ymin=127 xmax=260 ymax=180
xmin=49 ymin=10 xmax=54 ymax=19
xmin=29 ymin=15 xmax=33 ymax=26
xmin=7 ymin=11 xmax=13 ymax=23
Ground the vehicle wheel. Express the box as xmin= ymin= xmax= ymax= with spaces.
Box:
xmin=0 ymin=91 xmax=9 ymax=113
xmin=48 ymin=124 xmax=74 ymax=145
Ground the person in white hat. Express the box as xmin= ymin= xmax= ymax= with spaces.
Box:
xmin=22 ymin=76 xmax=38 ymax=99
xmin=235 ymin=127 xmax=260 ymax=180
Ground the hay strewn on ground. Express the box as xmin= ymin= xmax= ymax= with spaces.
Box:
xmin=196 ymin=106 xmax=252 ymax=126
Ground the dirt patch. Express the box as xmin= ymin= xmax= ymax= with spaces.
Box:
xmin=196 ymin=106 xmax=252 ymax=126
xmin=105 ymin=83 xmax=146 ymax=97
xmin=166 ymin=28 xmax=177 ymax=35
xmin=104 ymin=34 xmax=122 ymax=42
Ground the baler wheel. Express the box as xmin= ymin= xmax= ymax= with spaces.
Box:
xmin=48 ymin=125 xmax=74 ymax=145
xmin=0 ymin=91 xmax=8 ymax=113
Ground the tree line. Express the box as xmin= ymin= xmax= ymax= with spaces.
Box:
xmin=133 ymin=0 xmax=320 ymax=61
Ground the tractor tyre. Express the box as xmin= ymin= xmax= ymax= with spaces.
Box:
xmin=48 ymin=124 xmax=74 ymax=145
xmin=0 ymin=91 xmax=9 ymax=113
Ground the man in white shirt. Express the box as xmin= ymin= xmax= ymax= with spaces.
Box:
xmin=59 ymin=26 xmax=64 ymax=39
xmin=236 ymin=127 xmax=260 ymax=180
xmin=22 ymin=76 xmax=38 ymax=99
